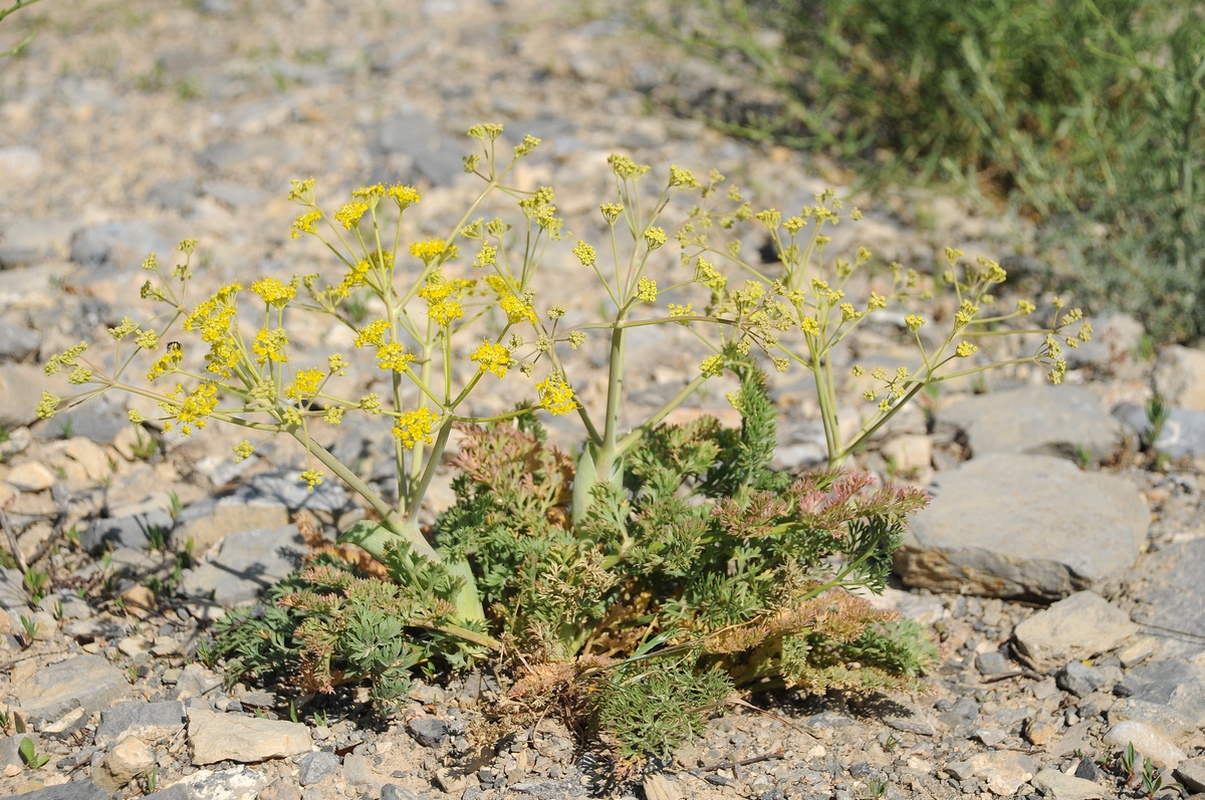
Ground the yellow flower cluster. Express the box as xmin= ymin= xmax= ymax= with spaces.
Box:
xmin=44 ymin=341 xmax=88 ymax=376
xmin=253 ymin=327 xmax=289 ymax=365
xmin=572 ymin=241 xmax=596 ymax=267
xmin=471 ymin=341 xmax=512 ymax=377
xmin=251 ymin=276 xmax=298 ymax=308
xmin=535 ymin=373 xmax=576 ymax=415
xmin=284 ymin=367 xmax=324 ymax=401
xmin=335 ymin=201 xmax=369 ymax=230
xmin=172 ymin=381 xmax=219 ymax=435
xmin=376 ymin=342 xmax=413 ymax=372
xmin=393 ymin=407 xmax=439 ymax=449
xmin=636 ymin=276 xmax=658 ymax=303
xmin=354 ymin=319 xmax=390 ymax=348
xmin=299 ymin=469 xmax=324 ymax=492
xmin=290 ymin=210 xmax=321 ymax=239
xmin=410 ymin=239 xmax=452 ymax=264
xmin=418 ymin=274 xmax=472 ymax=327
xmin=233 ymin=440 xmax=255 ymax=462
xmin=500 ymin=293 xmax=537 ymax=325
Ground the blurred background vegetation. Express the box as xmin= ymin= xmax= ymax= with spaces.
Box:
xmin=652 ymin=0 xmax=1205 ymax=343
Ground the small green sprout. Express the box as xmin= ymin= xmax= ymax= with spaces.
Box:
xmin=18 ymin=736 xmax=49 ymax=770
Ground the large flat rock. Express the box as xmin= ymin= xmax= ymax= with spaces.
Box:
xmin=939 ymin=384 xmax=1123 ymax=464
xmin=895 ymin=454 xmax=1148 ymax=600
xmin=187 ymin=709 xmax=310 ymax=765
xmin=17 ymin=654 xmax=131 ymax=721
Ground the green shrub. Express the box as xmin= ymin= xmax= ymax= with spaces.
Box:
xmin=663 ymin=0 xmax=1205 ymax=341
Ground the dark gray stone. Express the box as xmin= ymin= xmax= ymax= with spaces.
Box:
xmin=939 ymin=384 xmax=1123 ymax=464
xmin=179 ymin=524 xmax=306 ymax=604
xmin=70 ymin=221 xmax=169 ymax=275
xmin=975 ymin=651 xmax=1011 ymax=676
xmin=1114 ymin=402 xmax=1205 ymax=459
xmin=298 ymin=750 xmax=340 ymax=786
xmin=96 ymin=700 xmax=186 ymax=747
xmin=0 ymin=317 xmax=39 ymax=361
xmin=1057 ymin=661 xmax=1109 ymax=698
xmin=13 ymin=780 xmax=113 ymax=800
xmin=1174 ymin=757 xmax=1205 ymax=793
xmin=1074 ymin=756 xmax=1104 ymax=782
xmin=371 ymin=112 xmax=465 ymax=186
xmin=896 ymin=454 xmax=1148 ymax=600
xmin=1114 ymin=660 xmax=1205 ymax=723
xmin=1126 ymin=537 xmax=1205 ymax=656
xmin=407 ymin=716 xmax=449 ymax=748
xmin=19 ymin=654 xmax=131 ymax=720
xmin=382 ymin=786 xmax=434 ymax=800
xmin=80 ymin=509 xmax=175 ymax=554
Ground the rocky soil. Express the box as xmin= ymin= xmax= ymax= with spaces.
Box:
xmin=2 ymin=1 xmax=1205 ymax=799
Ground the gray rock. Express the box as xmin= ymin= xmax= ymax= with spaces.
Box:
xmin=1108 ymin=697 xmax=1199 ymax=744
xmin=1030 ymin=768 xmax=1107 ymax=800
xmin=96 ymin=700 xmax=186 ymax=747
xmin=173 ymin=664 xmax=223 ymax=701
xmin=31 ymin=395 xmax=128 ymax=444
xmin=974 ymin=651 xmax=1012 ymax=676
xmin=179 ymin=524 xmax=306 ymax=605
xmin=0 ymin=317 xmax=39 ymax=361
xmin=938 ymin=384 xmax=1122 ymax=464
xmin=381 ymin=786 xmax=434 ymax=800
xmin=145 ymin=179 xmax=198 ymax=212
xmin=0 ymin=568 xmax=31 ymax=612
xmin=0 ymin=363 xmax=61 ymax=430
xmin=1126 ymin=537 xmax=1205 ymax=656
xmin=895 ymin=455 xmax=1148 ymax=600
xmin=1152 ymin=345 xmax=1205 ymax=411
xmin=70 ymin=221 xmax=170 ymax=276
xmin=1103 ymin=720 xmax=1186 ymax=769
xmin=0 ymin=217 xmax=74 ymax=268
xmin=1066 ymin=312 xmax=1145 ymax=370
xmin=343 ymin=751 xmax=376 ymax=786
xmin=1056 ymin=661 xmax=1111 ymax=698
xmin=171 ymin=495 xmax=289 ymax=555
xmin=1175 ymin=757 xmax=1205 ymax=793
xmin=1113 ymin=660 xmax=1205 ymax=726
xmin=80 ymin=509 xmax=176 ymax=554
xmin=17 ymin=654 xmax=132 ymax=720
xmin=1114 ymin=402 xmax=1205 ymax=459
xmin=298 ymin=750 xmax=340 ymax=786
xmin=1074 ymin=756 xmax=1104 ymax=782
xmin=12 ymin=781 xmax=113 ymax=800
xmin=146 ymin=765 xmax=268 ymax=799
xmin=371 ymin=112 xmax=465 ymax=186
xmin=230 ymin=468 xmax=352 ymax=514
xmin=407 ymin=716 xmax=449 ymax=748
xmin=1012 ymin=591 xmax=1138 ymax=670
xmin=187 ymin=709 xmax=310 ymax=765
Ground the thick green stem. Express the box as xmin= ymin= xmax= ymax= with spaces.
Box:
xmin=572 ymin=314 xmax=628 ymax=526
xmin=288 ymin=429 xmax=487 ymax=626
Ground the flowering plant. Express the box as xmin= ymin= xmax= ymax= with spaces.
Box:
xmin=41 ymin=125 xmax=1088 ymax=758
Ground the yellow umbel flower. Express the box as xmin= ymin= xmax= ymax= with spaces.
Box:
xmin=375 ymin=342 xmax=413 ymax=372
xmin=393 ymin=407 xmax=439 ymax=449
xmin=284 ymin=367 xmax=324 ymax=400
xmin=535 ymin=373 xmax=576 ymax=416
xmin=252 ymin=327 xmax=288 ymax=365
xmin=354 ymin=319 xmax=390 ymax=348
xmin=251 ymin=276 xmax=298 ymax=308
xmin=500 ymin=293 xmax=537 ymax=325
xmin=471 ymin=341 xmax=512 ymax=377
xmin=299 ymin=469 xmax=324 ymax=492
xmin=290 ymin=210 xmax=321 ymax=239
